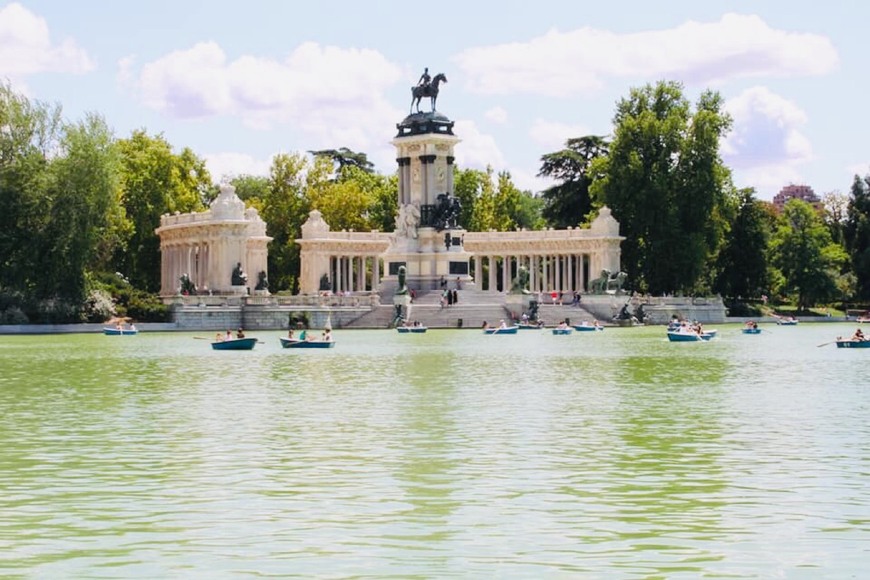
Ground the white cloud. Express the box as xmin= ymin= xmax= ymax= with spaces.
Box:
xmin=528 ymin=119 xmax=592 ymax=151
xmin=0 ymin=2 xmax=93 ymax=78
xmin=452 ymin=120 xmax=505 ymax=171
xmin=722 ymin=86 xmax=812 ymax=168
xmin=126 ymin=41 xmax=405 ymax=156
xmin=204 ymin=152 xmax=273 ymax=183
xmin=455 ymin=13 xmax=838 ymax=96
xmin=722 ymin=86 xmax=814 ymax=198
xmin=484 ymin=106 xmax=508 ymax=124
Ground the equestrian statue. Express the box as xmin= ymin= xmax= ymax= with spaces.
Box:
xmin=410 ymin=67 xmax=448 ymax=114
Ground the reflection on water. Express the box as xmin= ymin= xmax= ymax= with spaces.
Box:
xmin=1 ymin=325 xmax=869 ymax=576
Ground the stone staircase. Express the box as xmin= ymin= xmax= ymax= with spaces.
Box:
xmin=340 ymin=288 xmax=601 ymax=329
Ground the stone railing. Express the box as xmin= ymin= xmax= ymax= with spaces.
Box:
xmin=169 ymin=293 xmax=381 ymax=308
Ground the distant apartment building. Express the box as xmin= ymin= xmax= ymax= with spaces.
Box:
xmin=773 ymin=184 xmax=821 ymax=212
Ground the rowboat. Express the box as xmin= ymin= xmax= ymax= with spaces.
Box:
xmin=776 ymin=318 xmax=798 ymax=326
xmin=856 ymin=317 xmax=870 ymax=323
xmin=211 ymin=337 xmax=257 ymax=350
xmin=835 ymin=339 xmax=870 ymax=348
xmin=279 ymin=337 xmax=335 ymax=349
xmin=103 ymin=327 xmax=138 ymax=335
xmin=572 ymin=323 xmax=603 ymax=332
xmin=667 ymin=330 xmax=716 ymax=342
xmin=551 ymin=327 xmax=573 ymax=335
xmin=397 ymin=326 xmax=428 ymax=333
xmin=742 ymin=328 xmax=762 ymax=334
xmin=517 ymin=323 xmax=542 ymax=330
xmin=483 ymin=326 xmax=518 ymax=335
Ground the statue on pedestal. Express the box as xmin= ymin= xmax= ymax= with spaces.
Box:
xmin=410 ymin=69 xmax=448 ymax=114
xmin=255 ymin=271 xmax=269 ymax=291
xmin=231 ymin=262 xmax=247 ymax=286
xmin=509 ymin=266 xmax=530 ymax=295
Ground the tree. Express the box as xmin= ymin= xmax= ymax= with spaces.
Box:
xmin=115 ymin=130 xmax=211 ymax=292
xmin=770 ymin=199 xmax=847 ymax=310
xmin=538 ymin=135 xmax=609 ymax=228
xmin=713 ymin=188 xmax=771 ymax=300
xmin=309 ymin=147 xmax=374 ymax=174
xmin=262 ymin=152 xmax=309 ymax=293
xmin=590 ymin=81 xmax=733 ymax=295
xmin=0 ymin=83 xmax=62 ymax=298
xmin=44 ymin=113 xmax=122 ymax=302
xmin=822 ymin=189 xmax=849 ymax=247
xmin=844 ymin=172 xmax=870 ymax=300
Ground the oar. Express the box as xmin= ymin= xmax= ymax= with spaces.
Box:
xmin=193 ymin=336 xmax=213 ymax=340
xmin=816 ymin=341 xmax=837 ymax=348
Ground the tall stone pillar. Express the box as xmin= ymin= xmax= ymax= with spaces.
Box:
xmin=385 ymin=108 xmax=472 ymax=292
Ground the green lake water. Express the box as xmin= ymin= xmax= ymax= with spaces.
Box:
xmin=0 ymin=324 xmax=868 ymax=578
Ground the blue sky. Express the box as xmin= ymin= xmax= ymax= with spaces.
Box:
xmin=2 ymin=0 xmax=866 ymax=200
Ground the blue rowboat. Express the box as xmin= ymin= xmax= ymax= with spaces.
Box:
xmin=517 ymin=323 xmax=542 ymax=330
xmin=551 ymin=328 xmax=573 ymax=335
xmin=211 ymin=337 xmax=257 ymax=350
xmin=572 ymin=324 xmax=603 ymax=332
xmin=742 ymin=328 xmax=762 ymax=334
xmin=667 ymin=330 xmax=715 ymax=342
xmin=280 ymin=337 xmax=335 ymax=349
xmin=835 ymin=339 xmax=870 ymax=349
xmin=103 ymin=327 xmax=138 ymax=335
xmin=397 ymin=326 xmax=427 ymax=333
xmin=483 ymin=326 xmax=518 ymax=335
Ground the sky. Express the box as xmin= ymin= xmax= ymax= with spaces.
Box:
xmin=2 ymin=0 xmax=867 ymax=201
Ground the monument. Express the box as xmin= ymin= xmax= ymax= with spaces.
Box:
xmin=383 ymin=67 xmax=473 ymax=294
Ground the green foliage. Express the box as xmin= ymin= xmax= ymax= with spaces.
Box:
xmin=309 ymin=147 xmax=374 ymax=174
xmin=844 ymin=172 xmax=870 ymax=299
xmin=770 ymin=199 xmax=847 ymax=310
xmin=115 ymin=130 xmax=211 ymax=292
xmin=590 ymin=81 xmax=733 ymax=295
xmin=714 ymin=188 xmax=771 ymax=299
xmin=89 ymin=271 xmax=169 ymax=322
xmin=262 ymin=153 xmax=309 ymax=293
xmin=538 ymin=135 xmax=609 ymax=228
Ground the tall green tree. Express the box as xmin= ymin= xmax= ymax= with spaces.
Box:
xmin=0 ymin=84 xmax=61 ymax=298
xmin=713 ymin=188 xmax=771 ymax=300
xmin=844 ymin=172 xmax=870 ymax=300
xmin=538 ymin=135 xmax=609 ymax=228
xmin=262 ymin=152 xmax=309 ymax=292
xmin=771 ymin=199 xmax=847 ymax=310
xmin=44 ymin=113 xmax=122 ymax=302
xmin=590 ymin=81 xmax=733 ymax=295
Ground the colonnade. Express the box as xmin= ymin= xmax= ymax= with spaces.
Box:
xmin=472 ymin=253 xmax=596 ymax=294
xmin=327 ymin=254 xmax=383 ymax=293
xmin=160 ymin=241 xmax=211 ymax=295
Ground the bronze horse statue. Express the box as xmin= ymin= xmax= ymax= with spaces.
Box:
xmin=410 ymin=73 xmax=447 ymax=114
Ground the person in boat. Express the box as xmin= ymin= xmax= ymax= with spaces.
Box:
xmin=499 ymin=319 xmax=508 ymax=329
xmin=557 ymin=319 xmax=569 ymax=329
xmin=852 ymin=328 xmax=866 ymax=341
xmin=593 ymin=320 xmax=601 ymax=328
xmin=236 ymin=328 xmax=245 ymax=339
xmin=215 ymin=332 xmax=223 ymax=342
xmin=225 ymin=329 xmax=233 ymax=340
xmin=287 ymin=329 xmax=294 ymax=339
xmin=299 ymin=329 xmax=307 ymax=340
xmin=481 ymin=321 xmax=489 ymax=330
xmin=322 ymin=328 xmax=332 ymax=341
xmin=129 ymin=323 xmax=136 ymax=332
